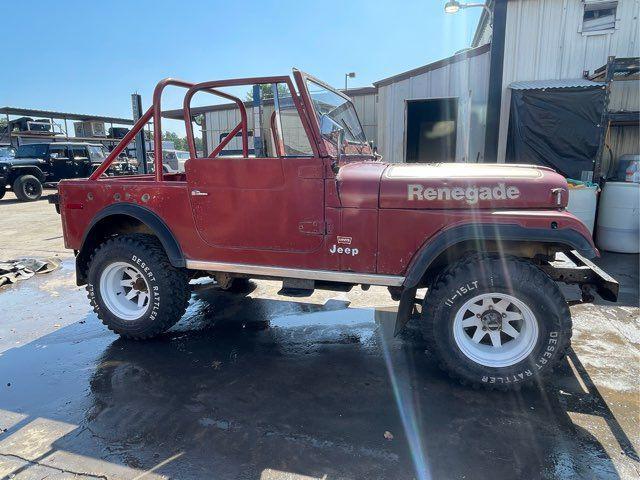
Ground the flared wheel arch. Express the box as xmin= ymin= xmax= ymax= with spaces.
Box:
xmin=75 ymin=203 xmax=185 ymax=285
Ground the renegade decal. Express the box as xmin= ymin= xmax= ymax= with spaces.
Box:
xmin=407 ymin=183 xmax=520 ymax=204
xmin=329 ymin=244 xmax=359 ymax=256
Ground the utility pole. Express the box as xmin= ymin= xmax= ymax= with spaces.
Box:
xmin=131 ymin=94 xmax=148 ymax=173
xmin=252 ymin=85 xmax=264 ymax=158
xmin=483 ymin=0 xmax=507 ymax=162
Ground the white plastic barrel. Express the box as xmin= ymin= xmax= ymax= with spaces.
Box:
xmin=596 ymin=181 xmax=640 ymax=254
xmin=567 ymin=185 xmax=598 ymax=234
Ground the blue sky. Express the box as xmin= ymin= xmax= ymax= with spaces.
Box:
xmin=1 ymin=0 xmax=481 ymax=134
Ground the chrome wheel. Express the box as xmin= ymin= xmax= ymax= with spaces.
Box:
xmin=99 ymin=262 xmax=150 ymax=320
xmin=453 ymin=292 xmax=538 ymax=368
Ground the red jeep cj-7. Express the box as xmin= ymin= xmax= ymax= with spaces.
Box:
xmin=55 ymin=71 xmax=618 ymax=390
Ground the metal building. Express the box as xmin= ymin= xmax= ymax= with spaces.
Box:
xmin=472 ymin=0 xmax=639 ymax=164
xmin=171 ymin=0 xmax=637 ymax=175
xmin=375 ymin=0 xmax=638 ymax=174
xmin=374 ymin=45 xmax=490 ymax=164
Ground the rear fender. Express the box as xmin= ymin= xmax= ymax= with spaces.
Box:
xmin=75 ymin=203 xmax=185 ymax=285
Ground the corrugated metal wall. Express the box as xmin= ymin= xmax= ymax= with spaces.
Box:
xmin=375 ymin=49 xmax=491 ymax=163
xmin=497 ymin=0 xmax=640 ymax=161
xmin=350 ymin=94 xmax=378 ymax=145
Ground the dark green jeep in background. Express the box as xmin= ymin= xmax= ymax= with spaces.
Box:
xmin=0 ymin=142 xmax=135 ymax=201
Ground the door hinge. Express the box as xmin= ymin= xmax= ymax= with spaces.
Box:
xmin=298 ymin=220 xmax=328 ymax=235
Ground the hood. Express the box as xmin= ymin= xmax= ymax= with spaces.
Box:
xmin=1 ymin=157 xmax=46 ymax=167
xmin=335 ymin=161 xmax=387 ymax=208
xmin=379 ymin=163 xmax=568 ymax=209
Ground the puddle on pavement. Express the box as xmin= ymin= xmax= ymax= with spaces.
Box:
xmin=0 ymin=266 xmax=638 ymax=479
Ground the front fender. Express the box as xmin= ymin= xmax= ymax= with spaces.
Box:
xmin=9 ymin=165 xmax=46 ymax=182
xmin=403 ymin=219 xmax=597 ymax=289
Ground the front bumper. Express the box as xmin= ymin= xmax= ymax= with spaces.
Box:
xmin=540 ymin=250 xmax=619 ymax=302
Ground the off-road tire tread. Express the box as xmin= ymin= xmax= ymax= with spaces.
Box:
xmin=86 ymin=234 xmax=190 ymax=339
xmin=421 ymin=253 xmax=572 ymax=391
xmin=13 ymin=175 xmax=42 ymax=202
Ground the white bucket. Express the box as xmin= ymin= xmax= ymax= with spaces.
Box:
xmin=567 ymin=185 xmax=598 ymax=234
xmin=596 ymin=181 xmax=640 ymax=254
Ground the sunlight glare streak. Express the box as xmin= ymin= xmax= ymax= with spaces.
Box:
xmin=376 ymin=309 xmax=431 ymax=480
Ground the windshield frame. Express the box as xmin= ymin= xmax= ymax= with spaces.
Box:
xmin=293 ymin=70 xmax=372 ymax=159
xmin=304 ymin=78 xmax=367 ymax=145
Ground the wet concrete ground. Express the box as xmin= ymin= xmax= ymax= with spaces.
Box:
xmin=0 ymin=192 xmax=639 ymax=479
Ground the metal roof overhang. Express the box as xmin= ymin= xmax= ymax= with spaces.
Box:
xmin=0 ymin=107 xmax=134 ymax=125
xmin=509 ymin=79 xmax=606 ymax=90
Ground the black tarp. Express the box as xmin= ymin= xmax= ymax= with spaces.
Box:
xmin=506 ymin=86 xmax=606 ymax=179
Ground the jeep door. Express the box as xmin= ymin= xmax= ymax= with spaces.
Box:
xmin=48 ymin=145 xmax=72 ymax=181
xmin=68 ymin=145 xmax=92 ymax=179
xmin=185 ymin=81 xmax=325 ymax=255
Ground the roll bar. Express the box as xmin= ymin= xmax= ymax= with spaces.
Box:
xmin=182 ymin=76 xmax=293 ymax=160
xmin=182 ymin=86 xmax=249 ymax=158
xmin=89 ymin=78 xmax=197 ymax=181
xmin=89 ymin=73 xmax=322 ymax=181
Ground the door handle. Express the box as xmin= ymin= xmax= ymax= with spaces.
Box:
xmin=191 ymin=189 xmax=208 ymax=196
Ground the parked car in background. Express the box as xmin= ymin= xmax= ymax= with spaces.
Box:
xmin=0 ymin=142 xmax=136 ymax=201
xmin=162 ymin=149 xmax=190 ymax=172
xmin=145 ymin=149 xmax=191 ymax=174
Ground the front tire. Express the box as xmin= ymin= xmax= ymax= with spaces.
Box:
xmin=13 ymin=175 xmax=42 ymax=201
xmin=421 ymin=255 xmax=571 ymax=390
xmin=87 ymin=234 xmax=190 ymax=339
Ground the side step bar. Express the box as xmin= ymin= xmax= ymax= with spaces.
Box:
xmin=185 ymin=260 xmax=405 ymax=287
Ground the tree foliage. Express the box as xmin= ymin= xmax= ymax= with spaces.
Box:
xmin=245 ymin=84 xmax=289 ymax=101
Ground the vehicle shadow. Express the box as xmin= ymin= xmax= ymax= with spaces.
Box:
xmin=0 ymin=190 xmax=56 ymax=205
xmin=0 ymin=285 xmax=635 ymax=479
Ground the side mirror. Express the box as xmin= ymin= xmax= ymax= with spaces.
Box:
xmin=49 ymin=153 xmax=59 ymax=159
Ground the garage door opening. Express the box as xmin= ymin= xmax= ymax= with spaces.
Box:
xmin=405 ymin=98 xmax=458 ymax=163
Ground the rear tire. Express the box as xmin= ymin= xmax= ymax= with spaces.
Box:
xmin=421 ymin=254 xmax=571 ymax=390
xmin=13 ymin=175 xmax=42 ymax=201
xmin=0 ymin=186 xmax=6 ymax=200
xmin=86 ymin=234 xmax=190 ymax=339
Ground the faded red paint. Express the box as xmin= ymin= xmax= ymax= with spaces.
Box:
xmin=58 ymin=72 xmax=597 ymax=279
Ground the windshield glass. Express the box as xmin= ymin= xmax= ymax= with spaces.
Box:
xmin=15 ymin=144 xmax=48 ymax=158
xmin=305 ymin=80 xmax=366 ymax=144
xmin=87 ymin=145 xmax=108 ymax=162
xmin=0 ymin=147 xmax=15 ymax=158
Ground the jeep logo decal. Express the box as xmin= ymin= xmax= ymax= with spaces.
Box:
xmin=329 ymin=244 xmax=359 ymax=256
xmin=407 ymin=183 xmax=520 ymax=204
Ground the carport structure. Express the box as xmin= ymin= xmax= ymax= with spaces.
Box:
xmin=0 ymin=106 xmax=134 ymax=147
